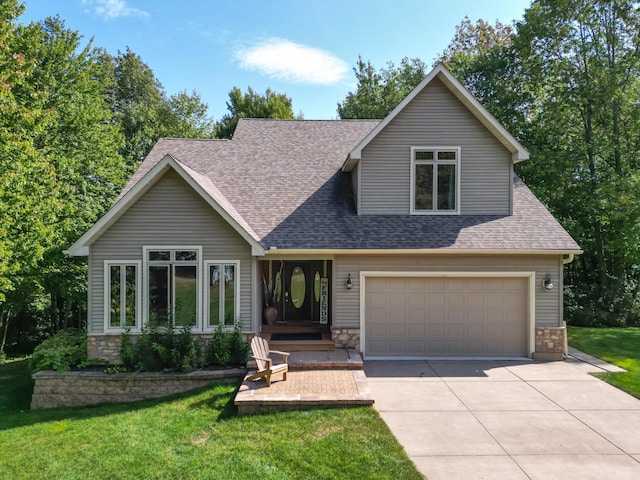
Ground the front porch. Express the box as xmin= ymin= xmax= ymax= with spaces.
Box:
xmin=260 ymin=319 xmax=335 ymax=351
xmin=236 ymin=349 xmax=372 ymax=415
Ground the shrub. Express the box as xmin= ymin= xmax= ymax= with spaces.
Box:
xmin=30 ymin=328 xmax=88 ymax=372
xmin=121 ymin=324 xmax=200 ymax=373
xmin=207 ymin=324 xmax=230 ymax=366
xmin=0 ymin=350 xmax=6 ymax=365
xmin=206 ymin=321 xmax=249 ymax=367
xmin=229 ymin=322 xmax=250 ymax=365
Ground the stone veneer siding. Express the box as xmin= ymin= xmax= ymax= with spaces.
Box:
xmin=331 ymin=327 xmax=360 ymax=351
xmin=532 ymin=326 xmax=567 ymax=361
xmin=31 ymin=369 xmax=245 ymax=409
xmin=88 ymin=332 xmax=255 ymax=364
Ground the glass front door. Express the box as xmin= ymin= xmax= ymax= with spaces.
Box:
xmin=263 ymin=260 xmax=330 ymax=324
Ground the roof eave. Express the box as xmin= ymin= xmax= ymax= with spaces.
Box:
xmin=264 ymin=248 xmax=583 ymax=256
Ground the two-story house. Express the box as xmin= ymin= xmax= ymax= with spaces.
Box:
xmin=66 ymin=64 xmax=581 ymax=362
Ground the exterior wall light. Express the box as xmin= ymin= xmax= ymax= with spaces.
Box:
xmin=346 ymin=273 xmax=353 ymax=289
xmin=543 ymin=274 xmax=554 ymax=290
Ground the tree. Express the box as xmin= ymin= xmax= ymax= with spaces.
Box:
xmin=107 ymin=49 xmax=216 ymax=168
xmin=109 ymin=48 xmax=167 ymax=169
xmin=215 ymin=86 xmax=295 ymax=139
xmin=163 ymin=90 xmax=215 ymax=138
xmin=0 ymin=1 xmax=61 ymax=354
xmin=512 ymin=0 xmax=640 ymax=325
xmin=337 ymin=56 xmax=427 ymax=119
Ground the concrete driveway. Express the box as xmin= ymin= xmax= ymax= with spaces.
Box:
xmin=364 ymin=357 xmax=640 ymax=480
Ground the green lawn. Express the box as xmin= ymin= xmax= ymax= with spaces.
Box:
xmin=0 ymin=360 xmax=422 ymax=480
xmin=567 ymin=326 xmax=640 ymax=399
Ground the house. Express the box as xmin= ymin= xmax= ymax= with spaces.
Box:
xmin=66 ymin=64 xmax=581 ymax=362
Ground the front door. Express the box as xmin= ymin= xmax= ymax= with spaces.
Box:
xmin=268 ymin=260 xmax=330 ymax=324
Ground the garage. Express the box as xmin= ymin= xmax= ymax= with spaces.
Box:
xmin=363 ymin=274 xmax=530 ymax=358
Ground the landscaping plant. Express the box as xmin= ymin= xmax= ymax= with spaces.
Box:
xmin=121 ymin=324 xmax=200 ymax=373
xmin=29 ymin=328 xmax=88 ymax=372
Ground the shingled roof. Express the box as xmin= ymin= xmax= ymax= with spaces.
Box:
xmin=110 ymin=118 xmax=580 ymax=253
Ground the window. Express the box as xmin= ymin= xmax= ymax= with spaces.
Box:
xmin=144 ymin=247 xmax=201 ymax=327
xmin=206 ymin=261 xmax=239 ymax=328
xmin=411 ymin=147 xmax=459 ymax=214
xmin=104 ymin=261 xmax=140 ymax=330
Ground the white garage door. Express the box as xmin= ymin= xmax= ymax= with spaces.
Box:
xmin=364 ymin=276 xmax=528 ymax=357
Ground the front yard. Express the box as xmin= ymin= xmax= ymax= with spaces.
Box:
xmin=0 ymin=360 xmax=422 ymax=480
xmin=567 ymin=326 xmax=640 ymax=399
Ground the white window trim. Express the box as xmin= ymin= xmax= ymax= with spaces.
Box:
xmin=410 ymin=146 xmax=461 ymax=215
xmin=204 ymin=260 xmax=240 ymax=331
xmin=103 ymin=260 xmax=142 ymax=332
xmin=142 ymin=245 xmax=203 ymax=330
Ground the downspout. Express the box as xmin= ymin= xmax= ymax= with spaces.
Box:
xmin=562 ymin=254 xmax=575 ymax=265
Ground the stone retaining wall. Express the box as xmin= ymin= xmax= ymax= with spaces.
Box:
xmin=31 ymin=368 xmax=245 ymax=409
xmin=533 ymin=326 xmax=566 ymax=361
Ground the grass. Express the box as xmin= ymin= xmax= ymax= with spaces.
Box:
xmin=567 ymin=326 xmax=640 ymax=399
xmin=0 ymin=360 xmax=422 ymax=480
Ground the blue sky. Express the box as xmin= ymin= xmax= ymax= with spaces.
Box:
xmin=19 ymin=0 xmax=532 ymax=120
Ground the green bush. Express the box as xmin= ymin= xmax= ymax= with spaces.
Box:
xmin=229 ymin=322 xmax=250 ymax=365
xmin=121 ymin=324 xmax=200 ymax=373
xmin=207 ymin=324 xmax=230 ymax=366
xmin=206 ymin=322 xmax=249 ymax=367
xmin=0 ymin=350 xmax=6 ymax=365
xmin=30 ymin=328 xmax=88 ymax=372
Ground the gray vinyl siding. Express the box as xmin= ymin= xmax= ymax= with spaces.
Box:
xmin=333 ymin=254 xmax=563 ymax=329
xmin=89 ymin=170 xmax=253 ymax=333
xmin=351 ymin=166 xmax=359 ymax=212
xmin=359 ymin=77 xmax=512 ymax=215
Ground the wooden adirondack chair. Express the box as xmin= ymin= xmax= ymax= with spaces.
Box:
xmin=246 ymin=337 xmax=289 ymax=386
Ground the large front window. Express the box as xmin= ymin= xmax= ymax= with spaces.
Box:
xmin=411 ymin=147 xmax=459 ymax=214
xmin=146 ymin=248 xmax=199 ymax=327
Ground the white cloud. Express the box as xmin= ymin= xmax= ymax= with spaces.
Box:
xmin=236 ymin=38 xmax=349 ymax=85
xmin=83 ymin=0 xmax=148 ymax=20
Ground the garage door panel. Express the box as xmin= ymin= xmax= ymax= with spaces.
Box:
xmin=365 ymin=276 xmax=528 ymax=357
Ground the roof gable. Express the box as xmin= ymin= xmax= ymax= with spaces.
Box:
xmin=65 ymin=154 xmax=265 ymax=256
xmin=343 ymin=63 xmax=529 ymax=172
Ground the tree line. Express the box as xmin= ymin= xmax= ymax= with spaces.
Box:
xmin=2 ymin=0 xmax=638 ymax=357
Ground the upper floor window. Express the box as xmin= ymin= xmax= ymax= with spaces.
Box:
xmin=411 ymin=147 xmax=460 ymax=214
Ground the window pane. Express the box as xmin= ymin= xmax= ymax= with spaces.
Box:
xmin=125 ymin=265 xmax=136 ymax=327
xmin=175 ymin=250 xmax=197 ymax=261
xmin=414 ymin=163 xmax=434 ymax=210
xmin=437 ymin=164 xmax=456 ymax=210
xmin=149 ymin=251 xmax=170 ymax=261
xmin=437 ymin=151 xmax=456 ymax=160
xmin=291 ymin=266 xmax=306 ymax=309
xmin=149 ymin=265 xmax=170 ymax=326
xmin=415 ymin=151 xmax=434 ymax=160
xmin=174 ymin=265 xmax=197 ymax=327
xmin=224 ymin=265 xmax=235 ymax=325
xmin=110 ymin=265 xmax=121 ymax=327
xmin=209 ymin=265 xmax=220 ymax=326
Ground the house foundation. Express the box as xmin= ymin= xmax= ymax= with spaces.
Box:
xmin=532 ymin=326 xmax=566 ymax=361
